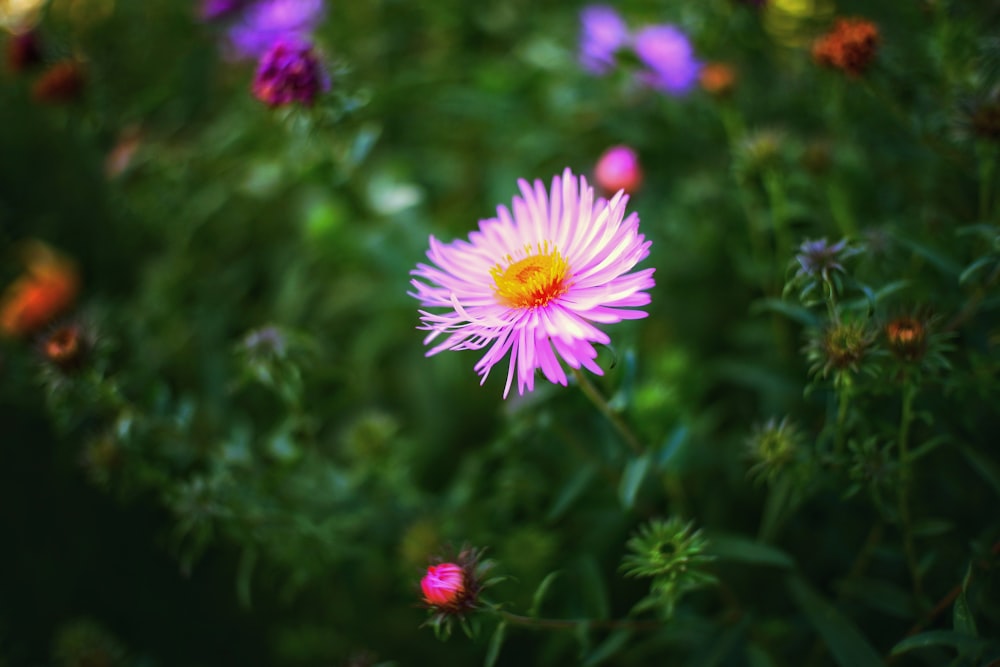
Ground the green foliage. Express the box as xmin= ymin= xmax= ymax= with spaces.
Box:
xmin=2 ymin=0 xmax=1000 ymax=665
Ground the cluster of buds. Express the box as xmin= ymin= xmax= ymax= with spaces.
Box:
xmin=419 ymin=546 xmax=498 ymax=639
xmin=812 ymin=17 xmax=880 ymax=77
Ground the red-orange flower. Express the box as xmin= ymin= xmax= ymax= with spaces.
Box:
xmin=0 ymin=243 xmax=79 ymax=337
xmin=32 ymin=60 xmax=86 ymax=104
xmin=699 ymin=62 xmax=736 ymax=96
xmin=812 ymin=18 xmax=879 ymax=77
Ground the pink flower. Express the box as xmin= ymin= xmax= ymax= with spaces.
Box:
xmin=410 ymin=168 xmax=655 ymax=398
xmin=421 ymin=563 xmax=465 ymax=607
xmin=594 ymin=145 xmax=643 ymax=195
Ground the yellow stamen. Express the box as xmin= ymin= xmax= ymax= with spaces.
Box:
xmin=490 ymin=242 xmax=570 ymax=309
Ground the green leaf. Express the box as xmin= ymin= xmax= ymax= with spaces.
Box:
xmin=752 ymin=298 xmax=821 ymax=327
xmin=890 ymin=629 xmax=991 ymax=656
xmin=618 ymin=454 xmax=651 ymax=511
xmin=581 ymin=629 xmax=632 ymax=667
xmin=578 ymin=557 xmax=610 ymax=621
xmin=745 ymin=644 xmax=779 ymax=667
xmin=546 ymin=465 xmax=596 ymax=522
xmin=891 ymin=234 xmax=963 ymax=277
xmin=954 ymin=563 xmax=978 ymax=637
xmin=236 ymin=546 xmax=257 ymax=609
xmin=484 ymin=621 xmax=506 ymax=667
xmin=706 ymin=533 xmax=795 ymax=569
xmin=835 ymin=577 xmax=913 ymax=618
xmin=787 ymin=576 xmax=883 ymax=667
xmin=956 ymin=442 xmax=1000 ymax=498
xmin=528 ymin=571 xmax=562 ymax=618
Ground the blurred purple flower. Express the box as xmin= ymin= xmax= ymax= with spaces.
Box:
xmin=251 ymin=39 xmax=329 ymax=107
xmin=795 ymin=238 xmax=860 ymax=282
xmin=579 ymin=5 xmax=629 ymax=74
xmin=198 ymin=0 xmax=248 ymax=21
xmin=227 ymin=0 xmax=325 ymax=59
xmin=633 ymin=25 xmax=701 ymax=95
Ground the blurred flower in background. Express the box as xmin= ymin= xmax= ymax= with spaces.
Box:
xmin=578 ymin=5 xmax=701 ymax=97
xmin=763 ymin=0 xmax=834 ymax=48
xmin=633 ymin=24 xmax=701 ymax=96
xmin=226 ymin=0 xmax=324 ymax=59
xmin=812 ymin=17 xmax=880 ymax=77
xmin=0 ymin=241 xmax=79 ymax=338
xmin=594 ymin=145 xmax=643 ymax=196
xmin=198 ymin=0 xmax=248 ymax=22
xmin=5 ymin=28 xmax=41 ymax=72
xmin=32 ymin=59 xmax=86 ymax=104
xmin=699 ymin=62 xmax=736 ymax=97
xmin=0 ymin=0 xmax=46 ymax=33
xmin=411 ymin=168 xmax=654 ymax=398
xmin=578 ymin=4 xmax=628 ymax=75
xmin=251 ymin=38 xmax=329 ymax=106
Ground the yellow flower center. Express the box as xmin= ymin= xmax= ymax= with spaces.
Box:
xmin=491 ymin=243 xmax=570 ymax=309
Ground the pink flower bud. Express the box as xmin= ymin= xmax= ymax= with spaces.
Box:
xmin=594 ymin=145 xmax=643 ymax=195
xmin=420 ymin=563 xmax=465 ymax=607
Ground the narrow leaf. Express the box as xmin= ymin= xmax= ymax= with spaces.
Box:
xmin=707 ymin=533 xmax=795 ymax=569
xmin=787 ymin=576 xmax=883 ymax=667
xmin=891 ymin=629 xmax=991 ymax=656
xmin=618 ymin=454 xmax=651 ymax=511
xmin=954 ymin=563 xmax=978 ymax=637
xmin=484 ymin=621 xmax=506 ymax=667
xmin=529 ymin=571 xmax=562 ymax=618
xmin=956 ymin=442 xmax=1000 ymax=498
xmin=581 ymin=629 xmax=632 ymax=667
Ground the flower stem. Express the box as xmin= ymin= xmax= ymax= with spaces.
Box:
xmin=496 ymin=609 xmax=661 ymax=632
xmin=978 ymin=143 xmax=996 ymax=222
xmin=571 ymin=367 xmax=644 ymax=456
xmin=897 ymin=380 xmax=921 ymax=596
xmin=834 ymin=372 xmax=852 ymax=456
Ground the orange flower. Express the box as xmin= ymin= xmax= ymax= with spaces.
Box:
xmin=812 ymin=17 xmax=879 ymax=76
xmin=699 ymin=62 xmax=736 ymax=96
xmin=0 ymin=243 xmax=79 ymax=337
xmin=31 ymin=59 xmax=86 ymax=104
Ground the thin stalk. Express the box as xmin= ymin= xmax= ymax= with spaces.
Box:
xmin=571 ymin=367 xmax=644 ymax=456
xmin=897 ymin=380 xmax=921 ymax=596
xmin=496 ymin=610 xmax=661 ymax=632
xmin=763 ymin=170 xmax=793 ymax=282
xmin=978 ymin=144 xmax=996 ymax=222
xmin=834 ymin=372 xmax=852 ymax=456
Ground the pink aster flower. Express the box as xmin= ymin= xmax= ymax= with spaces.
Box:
xmin=421 ymin=563 xmax=465 ymax=607
xmin=594 ymin=145 xmax=643 ymax=196
xmin=410 ymin=168 xmax=655 ymax=398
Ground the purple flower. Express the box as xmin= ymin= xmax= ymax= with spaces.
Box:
xmin=198 ymin=0 xmax=248 ymax=21
xmin=633 ymin=25 xmax=701 ymax=95
xmin=795 ymin=238 xmax=860 ymax=282
xmin=227 ymin=0 xmax=325 ymax=59
xmin=579 ymin=5 xmax=629 ymax=74
xmin=410 ymin=169 xmax=655 ymax=398
xmin=251 ymin=39 xmax=329 ymax=106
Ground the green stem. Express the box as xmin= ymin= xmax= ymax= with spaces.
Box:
xmin=978 ymin=144 xmax=996 ymax=222
xmin=897 ymin=380 xmax=921 ymax=596
xmin=571 ymin=368 xmax=644 ymax=456
xmin=834 ymin=373 xmax=852 ymax=456
xmin=763 ymin=170 xmax=792 ymax=280
xmin=496 ymin=609 xmax=661 ymax=632
xmin=826 ymin=180 xmax=858 ymax=238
